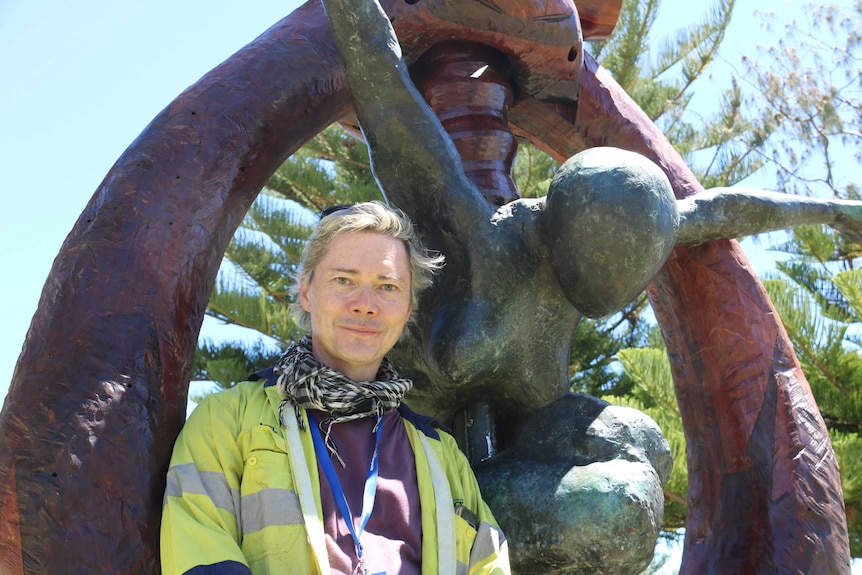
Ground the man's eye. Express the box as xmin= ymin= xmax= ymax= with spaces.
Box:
xmin=334 ymin=277 xmax=350 ymax=285
xmin=381 ymin=284 xmax=398 ymax=292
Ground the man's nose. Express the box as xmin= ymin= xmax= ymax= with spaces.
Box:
xmin=351 ymin=286 xmax=377 ymax=314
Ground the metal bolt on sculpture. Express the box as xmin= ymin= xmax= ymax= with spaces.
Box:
xmin=0 ymin=0 xmax=854 ymax=573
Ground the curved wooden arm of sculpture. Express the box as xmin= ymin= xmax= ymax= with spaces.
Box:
xmin=320 ymin=0 xmax=489 ymax=225
xmin=677 ymin=187 xmax=862 ymax=245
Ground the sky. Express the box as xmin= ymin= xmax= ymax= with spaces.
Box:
xmin=1 ymin=0 xmax=860 ymax=572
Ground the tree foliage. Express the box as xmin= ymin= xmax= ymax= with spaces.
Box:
xmin=739 ymin=1 xmax=862 ymax=199
xmin=614 ymin=344 xmax=688 ymax=529
xmin=594 ymin=0 xmax=769 ymax=188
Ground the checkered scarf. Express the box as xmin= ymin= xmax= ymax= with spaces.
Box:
xmin=274 ymin=336 xmax=412 ymax=464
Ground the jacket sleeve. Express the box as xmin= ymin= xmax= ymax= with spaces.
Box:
xmin=438 ymin=431 xmax=511 ymax=575
xmin=160 ymin=393 xmax=251 ymax=575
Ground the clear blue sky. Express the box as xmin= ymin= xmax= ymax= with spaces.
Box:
xmin=0 ymin=1 xmax=843 ymax=403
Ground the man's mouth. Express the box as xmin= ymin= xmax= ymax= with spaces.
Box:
xmin=340 ymin=323 xmax=381 ymax=335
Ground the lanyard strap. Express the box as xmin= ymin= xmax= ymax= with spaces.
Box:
xmin=309 ymin=413 xmax=383 ymax=572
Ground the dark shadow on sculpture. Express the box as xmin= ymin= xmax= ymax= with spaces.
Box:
xmin=0 ymin=0 xmax=853 ymax=573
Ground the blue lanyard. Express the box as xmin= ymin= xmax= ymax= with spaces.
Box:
xmin=309 ymin=413 xmax=383 ymax=574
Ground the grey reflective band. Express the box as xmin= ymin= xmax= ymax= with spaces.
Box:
xmin=166 ymin=463 xmax=240 ymax=517
xmin=240 ymin=488 xmax=304 ymax=535
xmin=468 ymin=523 xmax=508 ymax=570
xmin=418 ymin=433 xmax=456 ymax=574
xmin=285 ymin=408 xmax=331 ymax=573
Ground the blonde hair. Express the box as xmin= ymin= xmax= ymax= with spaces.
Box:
xmin=290 ymin=201 xmax=445 ymax=331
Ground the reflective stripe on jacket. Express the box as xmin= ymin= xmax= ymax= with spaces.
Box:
xmin=160 ymin=378 xmax=509 ymax=575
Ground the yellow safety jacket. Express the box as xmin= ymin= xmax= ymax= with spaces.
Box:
xmin=161 ymin=376 xmax=509 ymax=575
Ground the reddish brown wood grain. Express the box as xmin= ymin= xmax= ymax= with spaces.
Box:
xmin=576 ymin=0 xmax=625 ymax=40
xmin=388 ymin=0 xmax=586 ymax=101
xmin=651 ymin=242 xmax=850 ymax=573
xmin=412 ymin=42 xmax=518 ymax=205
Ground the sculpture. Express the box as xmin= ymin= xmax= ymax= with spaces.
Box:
xmin=0 ymin=0 xmax=852 ymax=573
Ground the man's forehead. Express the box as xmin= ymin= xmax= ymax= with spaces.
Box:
xmin=323 ymin=231 xmax=410 ymax=270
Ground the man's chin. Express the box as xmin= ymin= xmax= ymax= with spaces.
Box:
xmin=332 ymin=344 xmax=385 ymax=375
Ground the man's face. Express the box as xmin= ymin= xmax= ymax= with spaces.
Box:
xmin=300 ymin=230 xmax=413 ymax=381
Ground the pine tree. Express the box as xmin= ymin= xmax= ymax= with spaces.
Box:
xmin=737 ymin=0 xmax=862 ymax=200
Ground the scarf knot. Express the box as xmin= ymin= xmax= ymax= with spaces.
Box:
xmin=273 ymin=336 xmax=412 ymax=465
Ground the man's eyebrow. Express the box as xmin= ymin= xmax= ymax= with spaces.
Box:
xmin=378 ymin=274 xmax=407 ymax=282
xmin=329 ymin=266 xmax=359 ymax=275
xmin=328 ymin=267 xmax=406 ymax=282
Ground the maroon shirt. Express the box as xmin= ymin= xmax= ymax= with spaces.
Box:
xmin=309 ymin=410 xmax=423 ymax=575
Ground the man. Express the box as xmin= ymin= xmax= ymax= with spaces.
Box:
xmin=160 ymin=201 xmax=510 ymax=575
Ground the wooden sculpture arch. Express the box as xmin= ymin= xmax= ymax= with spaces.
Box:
xmin=0 ymin=0 xmax=850 ymax=573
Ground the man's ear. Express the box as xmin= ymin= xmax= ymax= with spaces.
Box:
xmin=299 ymin=280 xmax=311 ymax=312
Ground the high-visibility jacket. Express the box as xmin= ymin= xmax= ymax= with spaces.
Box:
xmin=161 ymin=375 xmax=510 ymax=575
